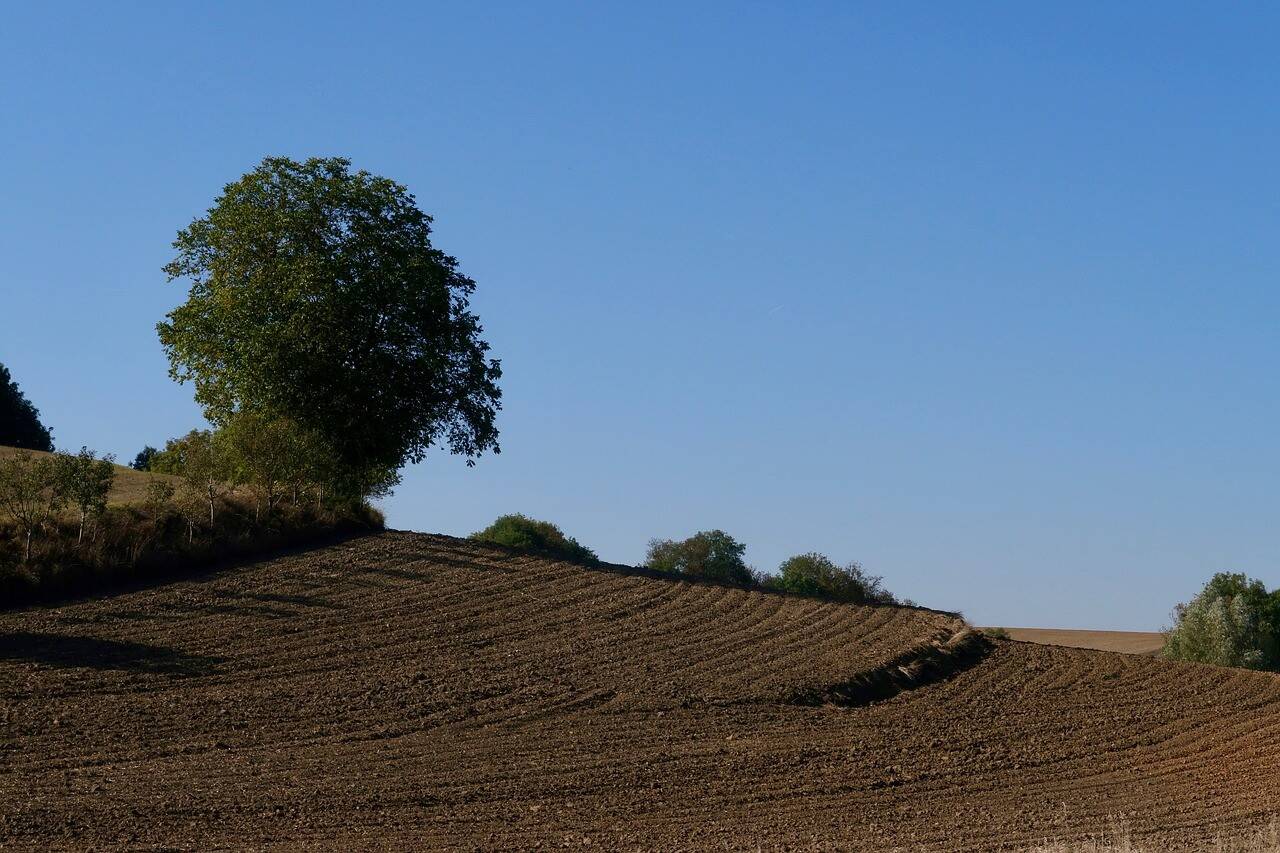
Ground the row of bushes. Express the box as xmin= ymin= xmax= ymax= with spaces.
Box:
xmin=470 ymin=514 xmax=904 ymax=606
xmin=465 ymin=516 xmax=1278 ymax=669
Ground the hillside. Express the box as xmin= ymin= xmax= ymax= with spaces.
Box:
xmin=0 ymin=445 xmax=177 ymax=505
xmin=1 ymin=532 xmax=1278 ymax=850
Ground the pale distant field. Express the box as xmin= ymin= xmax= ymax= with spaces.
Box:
xmin=998 ymin=627 xmax=1165 ymax=656
xmin=0 ymin=445 xmax=178 ymax=506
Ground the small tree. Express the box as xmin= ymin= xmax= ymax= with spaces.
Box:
xmin=143 ymin=478 xmax=176 ymax=519
xmin=157 ymin=430 xmax=230 ymax=525
xmin=1164 ymin=572 xmax=1280 ymax=670
xmin=0 ymin=451 xmax=64 ymax=561
xmin=173 ymin=484 xmax=206 ymax=545
xmin=53 ymin=447 xmax=116 ymax=544
xmin=471 ymin=514 xmax=597 ymax=563
xmin=645 ymin=529 xmax=753 ymax=585
xmin=774 ymin=552 xmax=896 ymax=605
xmin=131 ymin=446 xmax=158 ymax=471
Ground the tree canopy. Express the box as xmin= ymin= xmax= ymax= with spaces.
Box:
xmin=157 ymin=156 xmax=502 ymax=492
xmin=0 ymin=362 xmax=53 ymax=451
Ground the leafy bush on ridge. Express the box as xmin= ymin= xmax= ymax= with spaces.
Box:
xmin=471 ymin=513 xmax=597 ymax=564
xmin=645 ymin=529 xmax=754 ymax=585
xmin=770 ymin=552 xmax=898 ymax=605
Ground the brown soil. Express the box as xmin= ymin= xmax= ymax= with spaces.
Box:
xmin=2 ymin=532 xmax=1277 ymax=850
xmin=1000 ymin=627 xmax=1166 ymax=656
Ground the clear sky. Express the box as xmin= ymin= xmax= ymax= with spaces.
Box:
xmin=3 ymin=3 xmax=1277 ymax=630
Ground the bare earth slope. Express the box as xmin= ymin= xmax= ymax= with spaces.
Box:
xmin=1 ymin=532 xmax=1278 ymax=850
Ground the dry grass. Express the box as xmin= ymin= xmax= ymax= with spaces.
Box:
xmin=1028 ymin=815 xmax=1280 ymax=852
xmin=0 ymin=444 xmax=180 ymax=506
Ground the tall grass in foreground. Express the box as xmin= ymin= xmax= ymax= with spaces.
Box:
xmin=1028 ymin=814 xmax=1279 ymax=852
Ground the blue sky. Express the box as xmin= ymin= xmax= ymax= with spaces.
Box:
xmin=3 ymin=3 xmax=1277 ymax=630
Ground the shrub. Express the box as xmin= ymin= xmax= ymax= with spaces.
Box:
xmin=471 ymin=514 xmax=597 ymax=563
xmin=772 ymin=552 xmax=898 ymax=605
xmin=645 ymin=529 xmax=754 ymax=585
xmin=1164 ymin=572 xmax=1280 ymax=670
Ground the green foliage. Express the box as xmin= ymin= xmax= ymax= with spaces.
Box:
xmin=0 ymin=362 xmax=53 ymax=451
xmin=160 ymin=430 xmax=231 ymax=525
xmin=52 ymin=447 xmax=116 ymax=544
xmin=143 ymin=479 xmax=176 ymax=519
xmin=152 ymin=417 xmax=399 ymax=520
xmin=773 ymin=552 xmax=897 ymax=605
xmin=149 ymin=431 xmax=206 ymax=476
xmin=471 ymin=514 xmax=597 ymax=564
xmin=645 ymin=530 xmax=754 ymax=585
xmin=219 ymin=413 xmax=304 ymax=519
xmin=0 ymin=450 xmax=63 ymax=561
xmin=157 ymin=156 xmax=502 ymax=491
xmin=983 ymin=627 xmax=1012 ymax=640
xmin=1164 ymin=572 xmax=1280 ymax=670
xmin=131 ymin=446 xmax=158 ymax=471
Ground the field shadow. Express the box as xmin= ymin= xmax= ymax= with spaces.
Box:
xmin=214 ymin=590 xmax=344 ymax=610
xmin=0 ymin=631 xmax=225 ymax=677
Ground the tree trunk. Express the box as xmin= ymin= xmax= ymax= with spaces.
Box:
xmin=24 ymin=528 xmax=32 ymax=563
xmin=78 ymin=510 xmax=86 ymax=545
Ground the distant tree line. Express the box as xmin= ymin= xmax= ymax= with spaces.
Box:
xmin=470 ymin=514 xmax=904 ymax=606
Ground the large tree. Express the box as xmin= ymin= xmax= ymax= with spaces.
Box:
xmin=0 ymin=362 xmax=54 ymax=451
xmin=157 ymin=156 xmax=502 ymax=491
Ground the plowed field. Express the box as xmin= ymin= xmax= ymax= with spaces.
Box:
xmin=1003 ymin=627 xmax=1165 ymax=656
xmin=2 ymin=532 xmax=1278 ymax=850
